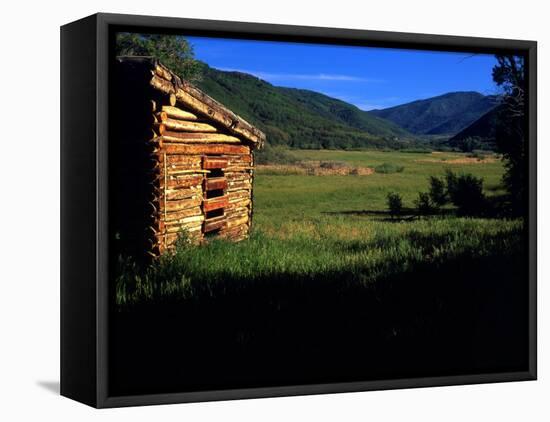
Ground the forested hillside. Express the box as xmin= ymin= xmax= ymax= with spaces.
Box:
xmin=196 ymin=64 xmax=417 ymax=149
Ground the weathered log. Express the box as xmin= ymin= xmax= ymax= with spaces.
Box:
xmin=150 ymin=74 xmax=264 ymax=147
xmin=164 ymin=186 xmax=202 ymax=201
xmin=204 ymin=177 xmax=228 ymax=191
xmin=227 ymin=161 xmax=252 ymax=169
xmin=155 ymin=111 xmax=168 ymax=122
xmin=228 ymin=190 xmax=250 ymax=201
xmin=152 ymin=154 xmax=202 ymax=171
xmin=221 ymin=222 xmax=248 ymax=233
xmin=227 ymin=180 xmax=252 ymax=190
xmin=155 ymin=119 xmax=218 ymax=134
xmin=157 ymin=111 xmax=207 ymax=124
xmin=164 ymin=197 xmax=203 ymax=212
xmin=168 ymin=169 xmax=210 ymax=175
xmin=203 ymin=196 xmax=229 ymax=212
xmin=151 ymin=99 xmax=157 ymax=112
xmin=164 ymin=217 xmax=205 ymax=226
xmin=225 ymin=209 xmax=249 ymax=220
xmin=157 ymin=161 xmax=202 ymax=171
xmin=204 ymin=216 xmax=227 ymax=232
xmin=227 ymin=188 xmax=251 ymax=196
xmin=226 ymin=215 xmax=249 ymax=229
xmin=164 ymin=219 xmax=204 ymax=231
xmin=155 ymin=228 xmax=203 ymax=243
xmin=160 ymin=214 xmax=204 ymax=231
xmin=161 ymin=206 xmax=202 ymax=222
xmin=157 ymin=143 xmax=250 ymax=155
xmin=169 ymin=93 xmax=177 ymax=106
xmin=162 ymin=154 xmax=203 ymax=167
xmin=203 ymin=156 xmax=229 ymax=169
xmin=163 ymin=225 xmax=203 ymax=235
xmin=226 ymin=198 xmax=251 ymax=210
xmin=154 ymin=64 xmax=173 ymax=81
xmin=224 ymin=154 xmax=252 ymax=164
xmin=160 ymin=131 xmax=241 ymax=144
xmin=150 ymin=75 xmax=174 ymax=95
xmin=225 ymin=172 xmax=253 ymax=182
xmin=161 ymin=106 xmax=199 ymax=121
xmin=160 ymin=174 xmax=203 ymax=189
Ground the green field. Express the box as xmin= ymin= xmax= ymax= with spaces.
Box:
xmin=254 ymin=149 xmax=505 ymax=230
xmin=112 ymin=148 xmax=527 ymax=395
xmin=115 ymin=149 xmax=521 ymax=305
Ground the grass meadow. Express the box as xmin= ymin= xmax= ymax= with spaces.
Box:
xmin=116 ymin=149 xmax=514 ymax=305
xmin=111 ymin=149 xmax=528 ymax=396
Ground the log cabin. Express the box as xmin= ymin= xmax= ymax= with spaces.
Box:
xmin=112 ymin=57 xmax=265 ymax=259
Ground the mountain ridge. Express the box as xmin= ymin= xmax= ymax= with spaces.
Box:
xmin=449 ymin=105 xmax=502 ymax=145
xmin=194 ymin=64 xmax=498 ymax=149
xmin=369 ymin=91 xmax=498 ymax=136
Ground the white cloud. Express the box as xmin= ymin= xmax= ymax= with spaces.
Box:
xmin=324 ymin=94 xmax=402 ymax=111
xmin=214 ymin=67 xmax=384 ymax=83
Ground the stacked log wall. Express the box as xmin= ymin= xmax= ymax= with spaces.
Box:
xmin=112 ymin=58 xmax=258 ymax=260
xmin=149 ymin=66 xmax=255 ymax=253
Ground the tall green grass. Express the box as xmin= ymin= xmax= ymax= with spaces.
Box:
xmin=115 ymin=217 xmax=522 ymax=306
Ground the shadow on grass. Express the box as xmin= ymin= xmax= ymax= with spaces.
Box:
xmin=322 ymin=208 xmax=453 ymax=221
xmin=109 ymin=229 xmax=529 ymax=397
xmin=324 ymin=194 xmax=514 ymax=221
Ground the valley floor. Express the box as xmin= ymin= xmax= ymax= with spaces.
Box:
xmin=110 ymin=149 xmax=529 ymax=396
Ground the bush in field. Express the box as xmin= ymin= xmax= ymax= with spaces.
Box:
xmin=386 ymin=192 xmax=403 ymax=219
xmin=428 ymin=176 xmax=448 ymax=207
xmin=445 ymin=169 xmax=486 ymax=216
xmin=375 ymin=162 xmax=405 ymax=174
xmin=459 ymin=137 xmax=480 ymax=153
xmin=415 ymin=192 xmax=437 ymax=215
xmin=255 ymin=144 xmax=298 ymax=165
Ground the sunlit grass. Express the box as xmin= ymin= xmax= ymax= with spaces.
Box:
xmin=115 ymin=149 xmax=519 ymax=307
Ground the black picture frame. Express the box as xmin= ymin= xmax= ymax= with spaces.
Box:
xmin=61 ymin=12 xmax=537 ymax=408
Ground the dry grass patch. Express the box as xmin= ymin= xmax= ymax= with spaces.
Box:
xmin=257 ymin=160 xmax=374 ymax=176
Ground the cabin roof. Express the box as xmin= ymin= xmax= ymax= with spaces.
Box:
xmin=116 ymin=56 xmax=265 ymax=148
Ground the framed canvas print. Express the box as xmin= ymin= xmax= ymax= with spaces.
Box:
xmin=60 ymin=13 xmax=537 ymax=408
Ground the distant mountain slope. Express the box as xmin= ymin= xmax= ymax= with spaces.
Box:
xmin=369 ymin=92 xmax=498 ymax=135
xmin=449 ymin=105 xmax=502 ymax=142
xmin=195 ymin=64 xmax=416 ymax=149
xmin=278 ymin=87 xmax=411 ymax=138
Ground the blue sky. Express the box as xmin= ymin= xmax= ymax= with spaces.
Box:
xmin=187 ymin=36 xmax=499 ymax=111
